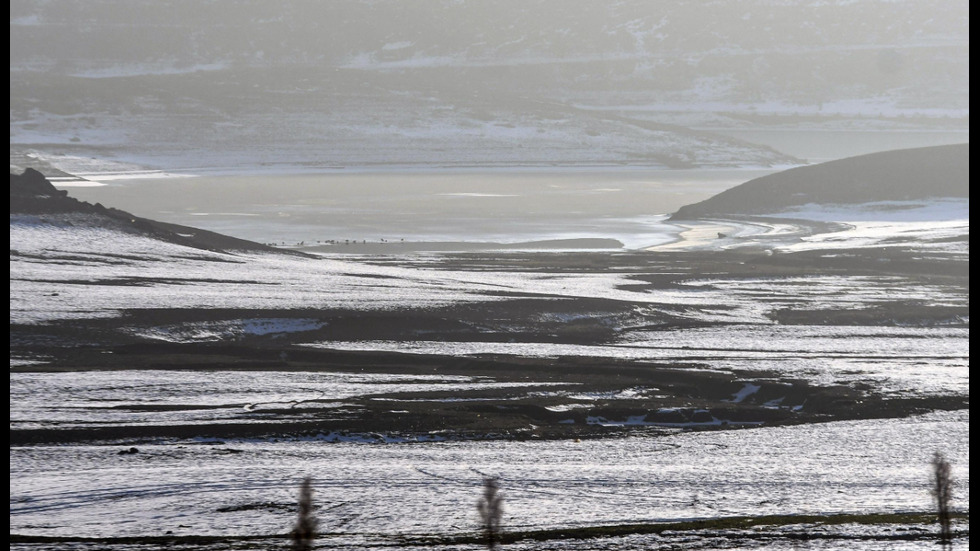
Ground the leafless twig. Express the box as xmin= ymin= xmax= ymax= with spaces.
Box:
xmin=477 ymin=477 xmax=504 ymax=550
xmin=931 ymin=452 xmax=953 ymax=550
xmin=291 ymin=477 xmax=318 ymax=551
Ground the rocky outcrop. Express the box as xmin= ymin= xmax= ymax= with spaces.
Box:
xmin=10 ymin=168 xmax=98 ymax=214
xmin=10 ymin=167 xmax=67 ymax=198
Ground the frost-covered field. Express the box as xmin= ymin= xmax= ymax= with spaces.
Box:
xmin=10 ymin=0 xmax=970 ymax=176
xmin=10 ymin=199 xmax=970 ymax=400
xmin=9 ymin=169 xmax=970 ymax=549
xmin=316 ymin=321 xmax=969 ymax=399
xmin=8 ymin=370 xmax=567 ymax=430
xmin=9 ymin=411 xmax=970 ymax=549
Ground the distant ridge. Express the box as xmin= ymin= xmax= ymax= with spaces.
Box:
xmin=9 ymin=168 xmax=310 ymax=257
xmin=670 ymin=144 xmax=969 ymax=220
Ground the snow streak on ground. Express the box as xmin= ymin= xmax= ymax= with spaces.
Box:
xmin=8 ymin=370 xmax=565 ymax=430
xmin=311 ymin=322 xmax=969 ymax=399
xmin=650 ymin=199 xmax=969 ymax=255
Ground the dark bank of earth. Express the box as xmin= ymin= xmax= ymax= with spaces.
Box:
xmin=9 ymin=511 xmax=971 ymax=550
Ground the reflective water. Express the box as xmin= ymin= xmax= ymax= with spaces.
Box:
xmin=62 ymin=168 xmax=779 ymax=248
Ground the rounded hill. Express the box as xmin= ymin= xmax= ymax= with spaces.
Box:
xmin=670 ymin=143 xmax=969 ymax=220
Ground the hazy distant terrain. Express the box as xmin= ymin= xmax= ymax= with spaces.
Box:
xmin=9 ymin=0 xmax=969 ymax=173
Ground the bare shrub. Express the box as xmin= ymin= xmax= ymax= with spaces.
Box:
xmin=291 ymin=477 xmax=318 ymax=551
xmin=931 ymin=451 xmax=953 ymax=549
xmin=476 ymin=477 xmax=504 ymax=550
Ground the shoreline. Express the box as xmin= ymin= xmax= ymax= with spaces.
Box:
xmin=295 ymin=237 xmax=628 ymax=254
xmin=47 ymin=166 xmax=757 ymax=252
xmin=12 ymin=150 xmax=792 ymax=187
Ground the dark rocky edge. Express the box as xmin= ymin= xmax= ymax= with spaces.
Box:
xmin=670 ymin=143 xmax=969 ymax=220
xmin=10 ymin=168 xmax=312 ymax=257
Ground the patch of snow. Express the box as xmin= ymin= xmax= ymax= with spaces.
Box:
xmin=544 ymin=403 xmax=594 ymax=412
xmin=69 ymin=62 xmax=230 ymax=79
xmin=727 ymin=383 xmax=762 ymax=403
xmin=382 ymin=41 xmax=414 ymax=51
